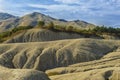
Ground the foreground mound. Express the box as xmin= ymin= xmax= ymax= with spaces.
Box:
xmin=0 ymin=39 xmax=119 ymax=71
xmin=0 ymin=38 xmax=120 ymax=80
xmin=46 ymin=47 xmax=120 ymax=80
xmin=0 ymin=65 xmax=50 ymax=80
xmin=49 ymin=67 xmax=120 ymax=80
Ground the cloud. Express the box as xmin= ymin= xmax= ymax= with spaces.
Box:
xmin=0 ymin=0 xmax=4 ymax=12
xmin=54 ymin=0 xmax=80 ymax=4
xmin=28 ymin=0 xmax=120 ymax=17
xmin=1 ymin=0 xmax=120 ymax=26
xmin=28 ymin=4 xmax=80 ymax=12
xmin=18 ymin=0 xmax=120 ymax=27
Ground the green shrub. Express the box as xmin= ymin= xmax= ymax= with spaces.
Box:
xmin=37 ymin=21 xmax=45 ymax=28
xmin=92 ymin=26 xmax=120 ymax=34
xmin=46 ymin=22 xmax=54 ymax=30
xmin=0 ymin=31 xmax=12 ymax=38
xmin=54 ymin=25 xmax=66 ymax=31
xmin=0 ymin=26 xmax=33 ymax=43
xmin=65 ymin=26 xmax=74 ymax=32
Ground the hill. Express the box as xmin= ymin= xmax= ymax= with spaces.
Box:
xmin=0 ymin=39 xmax=120 ymax=80
xmin=0 ymin=13 xmax=16 ymax=21
xmin=4 ymin=29 xmax=101 ymax=43
xmin=0 ymin=12 xmax=95 ymax=32
xmin=1 ymin=26 xmax=120 ymax=43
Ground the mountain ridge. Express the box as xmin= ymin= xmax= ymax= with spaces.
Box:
xmin=0 ymin=12 xmax=95 ymax=32
xmin=0 ymin=12 xmax=16 ymax=21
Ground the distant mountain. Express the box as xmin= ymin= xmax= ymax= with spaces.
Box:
xmin=0 ymin=12 xmax=95 ymax=32
xmin=0 ymin=13 xmax=16 ymax=21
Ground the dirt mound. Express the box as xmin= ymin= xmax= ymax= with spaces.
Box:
xmin=0 ymin=65 xmax=50 ymax=80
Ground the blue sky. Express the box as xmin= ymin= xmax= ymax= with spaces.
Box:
xmin=0 ymin=0 xmax=120 ymax=27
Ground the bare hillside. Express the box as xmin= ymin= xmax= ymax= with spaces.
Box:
xmin=0 ymin=39 xmax=120 ymax=80
xmin=4 ymin=29 xmax=91 ymax=43
xmin=5 ymin=28 xmax=120 ymax=43
xmin=47 ymin=48 xmax=120 ymax=80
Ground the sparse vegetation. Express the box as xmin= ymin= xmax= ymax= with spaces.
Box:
xmin=65 ymin=26 xmax=74 ymax=32
xmin=54 ymin=25 xmax=66 ymax=31
xmin=37 ymin=21 xmax=45 ymax=28
xmin=11 ymin=26 xmax=33 ymax=33
xmin=0 ymin=26 xmax=33 ymax=42
xmin=0 ymin=22 xmax=120 ymax=43
xmin=53 ymin=25 xmax=120 ymax=36
xmin=46 ymin=21 xmax=54 ymax=30
xmin=92 ymin=26 xmax=120 ymax=34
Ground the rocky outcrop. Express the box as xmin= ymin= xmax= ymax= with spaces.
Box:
xmin=0 ymin=65 xmax=50 ymax=80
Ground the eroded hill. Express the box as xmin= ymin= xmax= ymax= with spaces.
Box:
xmin=3 ymin=28 xmax=120 ymax=43
xmin=0 ymin=39 xmax=120 ymax=80
xmin=0 ymin=12 xmax=120 ymax=80
xmin=4 ymin=29 xmax=99 ymax=43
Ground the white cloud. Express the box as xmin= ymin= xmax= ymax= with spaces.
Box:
xmin=28 ymin=4 xmax=79 ymax=12
xmin=54 ymin=0 xmax=80 ymax=4
xmin=0 ymin=0 xmax=4 ymax=12
xmin=28 ymin=0 xmax=120 ymax=16
xmin=1 ymin=0 xmax=120 ymax=26
xmin=27 ymin=0 xmax=120 ymax=26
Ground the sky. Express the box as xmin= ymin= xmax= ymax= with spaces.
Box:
xmin=0 ymin=0 xmax=120 ymax=27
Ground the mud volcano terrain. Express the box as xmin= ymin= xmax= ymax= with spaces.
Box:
xmin=0 ymin=12 xmax=120 ymax=80
xmin=0 ymin=38 xmax=120 ymax=80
